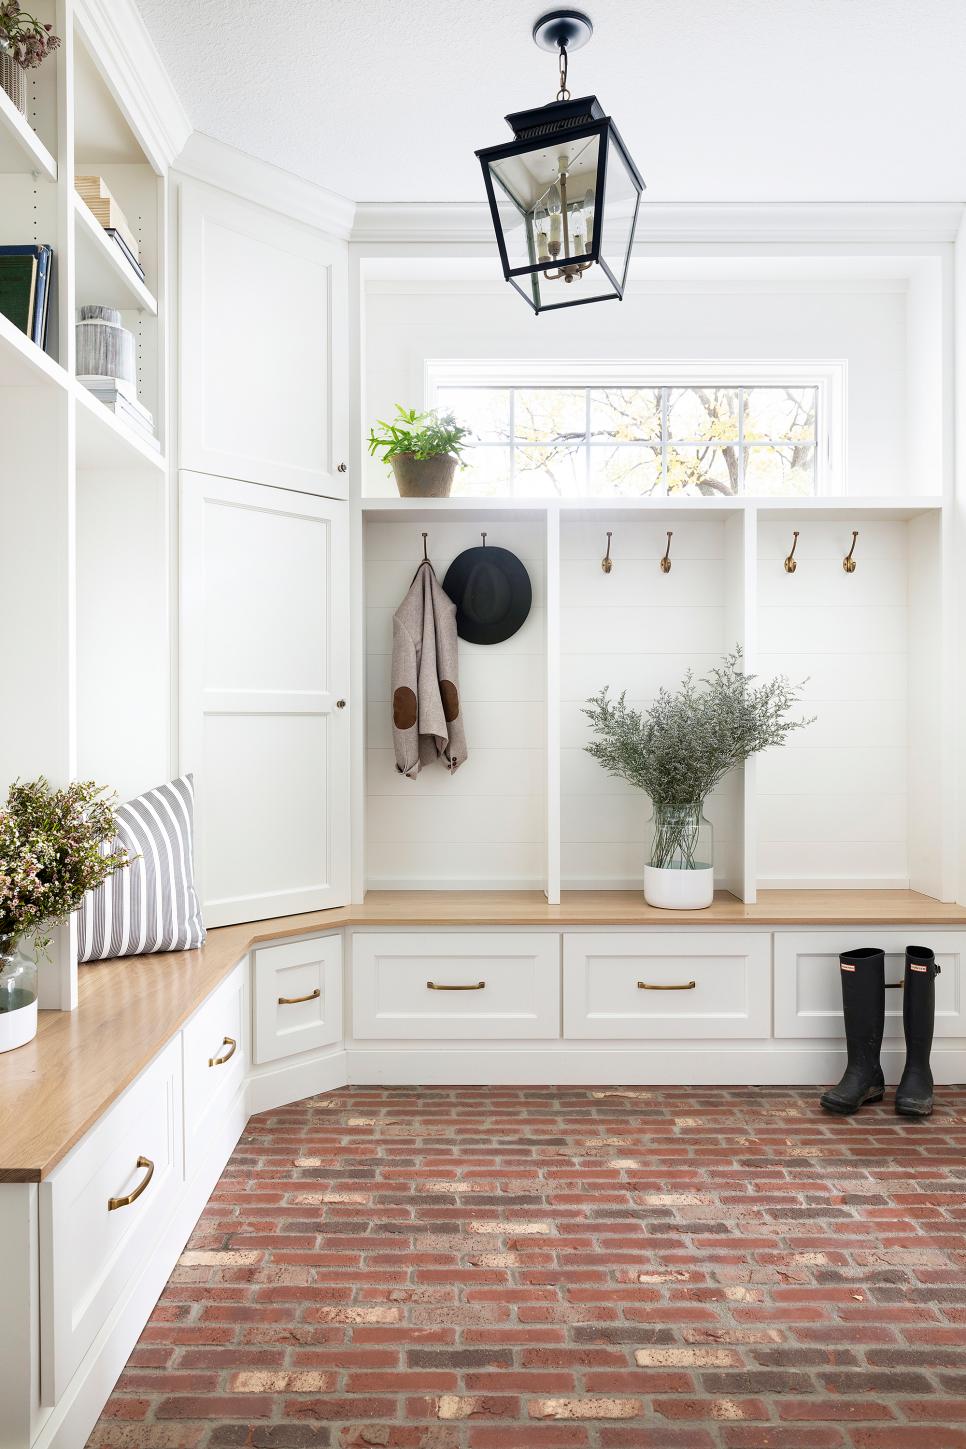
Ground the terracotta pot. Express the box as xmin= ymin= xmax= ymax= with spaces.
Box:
xmin=391 ymin=453 xmax=457 ymax=498
xmin=0 ymin=50 xmax=27 ymax=116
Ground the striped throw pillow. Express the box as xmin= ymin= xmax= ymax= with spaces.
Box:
xmin=78 ymin=775 xmax=206 ymax=962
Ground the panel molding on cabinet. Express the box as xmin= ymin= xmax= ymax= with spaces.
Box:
xmin=178 ymin=178 xmax=347 ymax=497
xmin=182 ymin=962 xmax=248 ymax=1180
xmin=351 ymin=932 xmax=561 ymax=1039
xmin=39 ymin=1036 xmax=183 ymax=1405
xmin=774 ymin=930 xmax=966 ymax=1039
xmin=563 ymin=932 xmax=772 ymax=1039
xmin=255 ymin=933 xmax=344 ymax=1063
xmin=180 ymin=472 xmax=350 ymax=925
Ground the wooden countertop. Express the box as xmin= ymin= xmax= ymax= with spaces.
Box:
xmin=2 ymin=889 xmax=964 ymax=1184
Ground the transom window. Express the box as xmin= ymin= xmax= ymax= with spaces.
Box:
xmin=432 ymin=381 xmax=821 ymax=499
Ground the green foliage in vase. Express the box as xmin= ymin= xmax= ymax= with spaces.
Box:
xmin=367 ymin=405 xmax=469 ymax=468
xmin=0 ymin=778 xmax=129 ymax=954
xmin=583 ymin=649 xmax=812 ymax=806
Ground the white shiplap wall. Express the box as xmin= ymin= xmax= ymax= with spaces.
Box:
xmin=756 ymin=518 xmax=910 ymax=887
xmin=559 ymin=517 xmax=744 ymax=892
xmin=365 ymin=518 xmax=546 ymax=887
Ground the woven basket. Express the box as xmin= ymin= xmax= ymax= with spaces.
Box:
xmin=0 ymin=50 xmax=27 ymax=116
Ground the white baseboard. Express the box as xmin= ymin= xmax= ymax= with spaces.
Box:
xmin=346 ymin=1044 xmax=966 ymax=1087
xmin=247 ymin=1049 xmax=349 ymax=1114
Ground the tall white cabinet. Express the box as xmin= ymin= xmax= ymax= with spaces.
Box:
xmin=180 ymin=474 xmax=349 ymax=923
xmin=175 ymin=177 xmax=351 ymax=925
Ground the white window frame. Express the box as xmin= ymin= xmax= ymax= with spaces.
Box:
xmin=424 ymin=358 xmax=847 ymax=497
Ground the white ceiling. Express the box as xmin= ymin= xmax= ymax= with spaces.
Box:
xmin=135 ymin=0 xmax=966 ymax=205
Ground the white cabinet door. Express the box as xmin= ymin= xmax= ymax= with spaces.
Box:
xmin=182 ymin=962 xmax=248 ymax=1179
xmin=352 ymin=932 xmax=561 ymax=1040
xmin=178 ymin=178 xmax=348 ymax=499
xmin=181 ymin=472 xmax=350 ymax=924
xmin=254 ymin=934 xmax=343 ymax=1063
xmin=39 ymin=1037 xmax=183 ymax=1404
xmin=563 ymin=932 xmax=772 ymax=1039
xmin=774 ymin=930 xmax=966 ymax=1039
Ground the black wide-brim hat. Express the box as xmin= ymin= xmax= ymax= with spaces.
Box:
xmin=442 ymin=545 xmax=532 ymax=645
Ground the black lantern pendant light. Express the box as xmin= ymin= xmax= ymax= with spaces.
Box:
xmin=476 ymin=9 xmax=645 ymax=314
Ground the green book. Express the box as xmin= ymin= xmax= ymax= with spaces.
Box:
xmin=0 ymin=253 xmax=38 ymax=337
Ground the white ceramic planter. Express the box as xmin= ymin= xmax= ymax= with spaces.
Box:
xmin=0 ymin=995 xmax=38 ymax=1052
xmin=644 ymin=863 xmax=714 ymax=910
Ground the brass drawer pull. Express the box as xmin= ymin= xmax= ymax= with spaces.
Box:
xmin=638 ymin=980 xmax=697 ymax=991
xmin=108 ymin=1155 xmax=154 ymax=1212
xmin=278 ymin=987 xmax=321 ymax=1005
xmin=209 ymin=1036 xmax=237 ymax=1067
xmin=427 ymin=980 xmax=486 ymax=991
xmin=886 ymin=980 xmax=905 ymax=989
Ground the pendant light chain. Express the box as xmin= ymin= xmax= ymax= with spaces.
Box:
xmin=556 ymin=43 xmax=570 ymax=100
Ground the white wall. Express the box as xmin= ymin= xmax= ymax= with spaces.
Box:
xmin=559 ymin=515 xmax=743 ymax=891
xmin=363 ymin=278 xmax=910 ymax=499
xmin=364 ymin=517 xmax=547 ymax=888
xmin=756 ymin=517 xmax=910 ymax=889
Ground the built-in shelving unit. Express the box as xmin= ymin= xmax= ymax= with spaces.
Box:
xmin=0 ymin=0 xmax=172 ymax=1013
xmin=359 ymin=494 xmax=951 ymax=907
xmin=0 ymin=82 xmax=57 ymax=177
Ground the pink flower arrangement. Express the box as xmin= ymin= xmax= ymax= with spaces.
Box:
xmin=0 ymin=778 xmax=129 ymax=954
xmin=0 ymin=2 xmax=61 ymax=70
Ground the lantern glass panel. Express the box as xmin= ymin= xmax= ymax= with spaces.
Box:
xmin=598 ymin=138 xmax=640 ymax=293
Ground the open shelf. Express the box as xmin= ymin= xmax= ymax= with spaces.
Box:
xmin=0 ymin=84 xmax=57 ymax=179
xmin=361 ymin=494 xmax=944 ymax=518
xmin=73 ymin=190 xmax=157 ymax=314
xmin=74 ymin=384 xmax=163 ymax=472
xmin=0 ymin=310 xmax=67 ymax=389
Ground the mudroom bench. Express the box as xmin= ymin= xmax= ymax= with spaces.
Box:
xmin=1 ymin=888 xmax=965 ymax=1449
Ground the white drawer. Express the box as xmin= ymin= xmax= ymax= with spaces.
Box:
xmin=351 ymin=932 xmax=560 ymax=1039
xmin=774 ymin=930 xmax=966 ymax=1039
xmin=254 ymin=933 xmax=343 ymax=1064
xmin=183 ymin=961 xmax=247 ymax=1178
xmin=39 ymin=1034 xmax=183 ymax=1404
xmin=563 ymin=931 xmax=772 ymax=1039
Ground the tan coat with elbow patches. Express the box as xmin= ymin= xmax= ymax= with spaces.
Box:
xmin=391 ymin=561 xmax=467 ymax=778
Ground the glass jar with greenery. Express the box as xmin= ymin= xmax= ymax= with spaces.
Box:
xmin=0 ymin=777 xmax=128 ymax=1051
xmin=368 ymin=405 xmax=469 ymax=498
xmin=583 ymin=651 xmax=810 ymax=908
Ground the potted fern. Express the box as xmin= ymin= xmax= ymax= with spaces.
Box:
xmin=368 ymin=405 xmax=469 ymax=498
xmin=584 ymin=651 xmax=809 ymax=908
xmin=0 ymin=777 xmax=128 ymax=1051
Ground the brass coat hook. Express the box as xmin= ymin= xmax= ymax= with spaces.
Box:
xmin=660 ymin=531 xmax=673 ymax=574
xmin=601 ymin=531 xmax=613 ymax=573
xmin=843 ymin=530 xmax=858 ymax=573
xmin=784 ymin=530 xmax=800 ymax=573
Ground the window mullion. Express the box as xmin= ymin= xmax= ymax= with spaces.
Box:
xmin=509 ymin=388 xmax=516 ymax=497
xmin=660 ymin=387 xmax=669 ymax=495
xmin=584 ymin=387 xmax=592 ymax=494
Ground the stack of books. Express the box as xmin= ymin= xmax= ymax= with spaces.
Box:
xmin=79 ymin=375 xmax=160 ymax=451
xmin=0 ymin=244 xmax=53 ymax=349
xmin=75 ymin=176 xmax=146 ymax=283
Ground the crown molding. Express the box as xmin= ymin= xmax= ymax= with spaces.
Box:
xmin=173 ymin=133 xmax=356 ymax=240
xmin=74 ymin=0 xmax=191 ymax=172
xmin=352 ymin=200 xmax=965 ymax=246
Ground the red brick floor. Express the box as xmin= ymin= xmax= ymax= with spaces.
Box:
xmin=88 ymin=1086 xmax=966 ymax=1449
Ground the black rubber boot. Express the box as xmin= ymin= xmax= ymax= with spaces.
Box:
xmin=895 ymin=946 xmax=940 ymax=1117
xmin=820 ymin=947 xmax=886 ymax=1114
